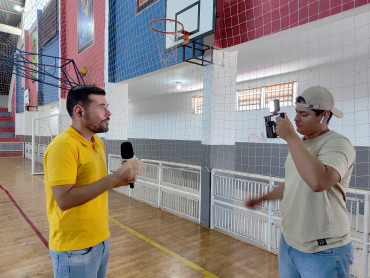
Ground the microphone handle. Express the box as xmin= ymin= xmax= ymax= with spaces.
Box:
xmin=120 ymin=158 xmax=135 ymax=189
xmin=130 ymin=155 xmax=136 ymax=188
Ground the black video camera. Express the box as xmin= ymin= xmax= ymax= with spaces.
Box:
xmin=264 ymin=99 xmax=285 ymax=138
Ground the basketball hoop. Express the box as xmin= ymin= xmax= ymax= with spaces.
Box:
xmin=150 ymin=18 xmax=189 ymax=44
xmin=150 ymin=18 xmax=189 ymax=67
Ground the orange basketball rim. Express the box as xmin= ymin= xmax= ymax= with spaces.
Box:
xmin=150 ymin=18 xmax=189 ymax=45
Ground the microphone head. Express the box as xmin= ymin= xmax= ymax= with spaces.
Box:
xmin=121 ymin=142 xmax=134 ymax=159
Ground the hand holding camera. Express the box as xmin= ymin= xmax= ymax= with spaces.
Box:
xmin=275 ymin=113 xmax=298 ymax=141
xmin=264 ymin=99 xmax=285 ymax=138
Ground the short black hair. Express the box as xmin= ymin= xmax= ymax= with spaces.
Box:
xmin=66 ymin=85 xmax=106 ymax=117
xmin=296 ymin=96 xmax=333 ymax=123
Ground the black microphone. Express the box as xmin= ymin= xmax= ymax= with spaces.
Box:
xmin=120 ymin=142 xmax=135 ymax=189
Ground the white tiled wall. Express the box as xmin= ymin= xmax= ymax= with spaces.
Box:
xmin=106 ymin=82 xmax=129 ymax=140
xmin=13 ymin=6 xmax=370 ymax=148
xmin=128 ymin=91 xmax=202 ymax=141
xmin=231 ymin=5 xmax=370 ymax=146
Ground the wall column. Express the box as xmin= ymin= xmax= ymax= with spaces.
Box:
xmin=200 ymin=50 xmax=238 ymax=226
xmin=106 ymin=82 xmax=129 ymax=140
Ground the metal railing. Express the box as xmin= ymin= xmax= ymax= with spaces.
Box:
xmin=210 ymin=168 xmax=370 ymax=278
xmin=24 ymin=142 xmax=31 ymax=159
xmin=25 ymin=142 xmax=48 ymax=164
xmin=108 ymin=154 xmax=201 ymax=223
xmin=24 ymin=149 xmax=368 ymax=277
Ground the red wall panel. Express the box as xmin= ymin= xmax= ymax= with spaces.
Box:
xmin=24 ymin=30 xmax=37 ymax=109
xmin=12 ymin=81 xmax=15 ymax=119
xmin=60 ymin=0 xmax=105 ymax=98
xmin=215 ymin=0 xmax=370 ymax=48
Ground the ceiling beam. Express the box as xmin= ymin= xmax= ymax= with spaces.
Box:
xmin=0 ymin=7 xmax=22 ymax=16
xmin=9 ymin=0 xmax=24 ymax=5
xmin=0 ymin=23 xmax=21 ymax=36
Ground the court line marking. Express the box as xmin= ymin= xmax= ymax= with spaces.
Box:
xmin=0 ymin=183 xmax=49 ymax=248
xmin=5 ymin=159 xmax=217 ymax=277
xmin=5 ymin=159 xmax=44 ymax=183
xmin=3 ymin=159 xmax=48 ymax=248
xmin=109 ymin=213 xmax=125 ymax=217
xmin=109 ymin=216 xmax=219 ymax=278
xmin=233 ymin=262 xmax=268 ymax=278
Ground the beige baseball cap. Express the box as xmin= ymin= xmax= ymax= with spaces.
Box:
xmin=296 ymin=86 xmax=343 ymax=118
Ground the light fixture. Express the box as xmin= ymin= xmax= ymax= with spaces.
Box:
xmin=14 ymin=5 xmax=23 ymax=12
xmin=269 ymin=99 xmax=280 ymax=113
xmin=176 ymin=81 xmax=182 ymax=90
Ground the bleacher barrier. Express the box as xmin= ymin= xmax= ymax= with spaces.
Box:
xmin=108 ymin=154 xmax=201 ymax=223
xmin=23 ymin=148 xmax=369 ymax=277
xmin=211 ymin=168 xmax=370 ymax=278
xmin=0 ymin=140 xmax=23 ymax=158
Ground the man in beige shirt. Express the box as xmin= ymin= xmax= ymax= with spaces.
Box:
xmin=246 ymin=86 xmax=355 ymax=278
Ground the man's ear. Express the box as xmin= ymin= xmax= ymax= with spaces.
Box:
xmin=74 ymin=105 xmax=84 ymax=118
xmin=320 ymin=111 xmax=330 ymax=124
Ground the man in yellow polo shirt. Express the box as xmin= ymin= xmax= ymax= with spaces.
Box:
xmin=44 ymin=85 xmax=143 ymax=278
xmin=246 ymin=86 xmax=355 ymax=278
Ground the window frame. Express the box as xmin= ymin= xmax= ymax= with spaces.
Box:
xmin=191 ymin=95 xmax=203 ymax=114
xmin=236 ymin=81 xmax=297 ymax=111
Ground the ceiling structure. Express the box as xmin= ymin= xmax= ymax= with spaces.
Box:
xmin=0 ymin=0 xmax=24 ymax=28
xmin=0 ymin=0 xmax=25 ymax=103
xmin=127 ymin=62 xmax=205 ymax=102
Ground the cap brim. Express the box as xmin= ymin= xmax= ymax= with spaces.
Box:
xmin=332 ymin=107 xmax=343 ymax=118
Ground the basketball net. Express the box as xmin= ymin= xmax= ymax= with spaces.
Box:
xmin=150 ymin=18 xmax=189 ymax=68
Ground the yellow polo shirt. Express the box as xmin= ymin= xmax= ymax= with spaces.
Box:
xmin=44 ymin=126 xmax=109 ymax=251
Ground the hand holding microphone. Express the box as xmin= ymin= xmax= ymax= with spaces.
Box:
xmin=121 ymin=142 xmax=135 ymax=188
xmin=110 ymin=142 xmax=144 ymax=188
xmin=116 ymin=142 xmax=144 ymax=188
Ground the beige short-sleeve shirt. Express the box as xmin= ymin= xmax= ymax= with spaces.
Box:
xmin=282 ymin=130 xmax=355 ymax=253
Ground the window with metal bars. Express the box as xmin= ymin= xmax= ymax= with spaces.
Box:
xmin=237 ymin=81 xmax=296 ymax=111
xmin=192 ymin=96 xmax=203 ymax=114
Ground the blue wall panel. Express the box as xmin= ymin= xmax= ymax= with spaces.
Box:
xmin=38 ymin=34 xmax=60 ymax=106
xmin=109 ymin=0 xmax=186 ymax=83
xmin=15 ymin=65 xmax=24 ymax=113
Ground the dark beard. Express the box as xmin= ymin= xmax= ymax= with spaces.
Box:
xmin=85 ymin=114 xmax=109 ymax=133
xmin=86 ymin=122 xmax=109 ymax=133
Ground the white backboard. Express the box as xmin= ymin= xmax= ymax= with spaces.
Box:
xmin=165 ymin=0 xmax=216 ymax=50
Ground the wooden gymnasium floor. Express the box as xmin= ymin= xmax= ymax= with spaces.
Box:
xmin=0 ymin=158 xmax=279 ymax=278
